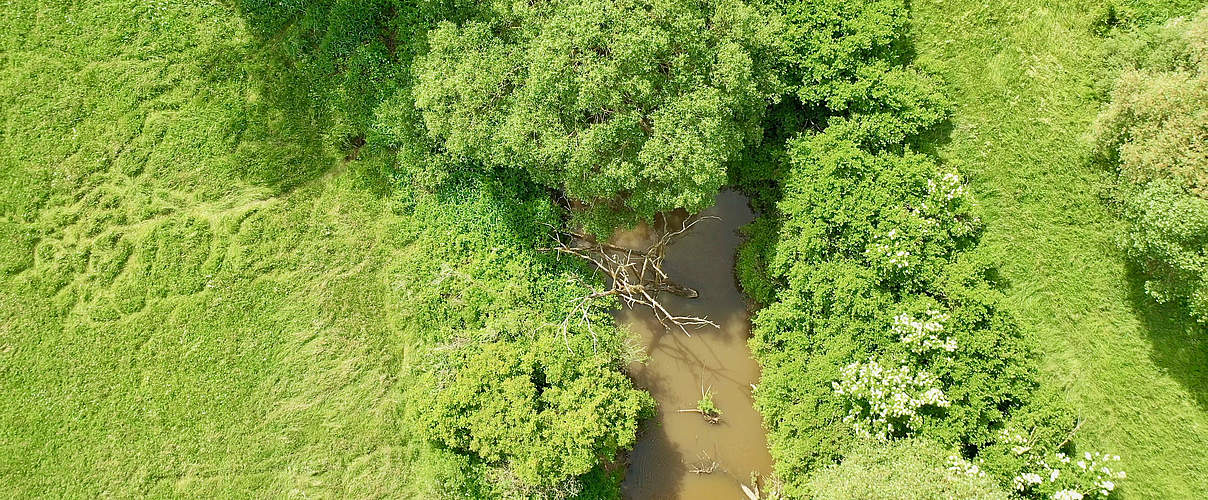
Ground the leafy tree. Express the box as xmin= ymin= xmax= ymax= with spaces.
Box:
xmin=413 ymin=0 xmax=786 ymax=233
xmin=1093 ymin=7 xmax=1208 ymax=322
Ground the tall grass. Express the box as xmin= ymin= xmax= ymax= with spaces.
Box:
xmin=912 ymin=0 xmax=1208 ymax=496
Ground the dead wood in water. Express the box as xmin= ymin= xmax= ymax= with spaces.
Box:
xmin=542 ymin=215 xmax=720 ymax=340
xmin=676 ymin=408 xmax=722 ymax=424
xmin=677 ymin=383 xmax=723 ymax=424
xmin=687 ymin=452 xmax=720 ymax=474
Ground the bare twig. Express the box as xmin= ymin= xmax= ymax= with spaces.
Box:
xmin=687 ymin=451 xmax=720 ymax=474
xmin=1058 ymin=419 xmax=1084 ymax=450
xmin=543 ymin=215 xmax=720 ymax=338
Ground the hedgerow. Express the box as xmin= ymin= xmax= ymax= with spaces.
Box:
xmin=737 ymin=1 xmax=1126 ymax=498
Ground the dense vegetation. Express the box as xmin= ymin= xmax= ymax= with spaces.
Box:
xmin=732 ymin=2 xmax=1123 ymax=498
xmin=414 ymin=0 xmax=785 ymax=233
xmin=1094 ymin=8 xmax=1208 ymax=324
xmin=805 ymin=438 xmax=1008 ymax=500
xmin=912 ymin=0 xmax=1208 ymax=496
xmin=1 ymin=0 xmax=1205 ymax=498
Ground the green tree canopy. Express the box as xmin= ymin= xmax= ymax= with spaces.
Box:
xmin=414 ymin=0 xmax=785 ymax=232
xmin=1094 ymin=8 xmax=1208 ymax=323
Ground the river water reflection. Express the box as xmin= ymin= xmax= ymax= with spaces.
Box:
xmin=617 ymin=190 xmax=772 ymax=500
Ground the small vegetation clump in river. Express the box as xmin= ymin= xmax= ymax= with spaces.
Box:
xmin=696 ymin=387 xmax=723 ymax=422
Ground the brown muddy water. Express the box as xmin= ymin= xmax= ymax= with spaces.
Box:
xmin=616 ymin=190 xmax=772 ymax=500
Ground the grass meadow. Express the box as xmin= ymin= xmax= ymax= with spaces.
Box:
xmin=913 ymin=0 xmax=1208 ymax=497
xmin=2 ymin=0 xmax=1207 ymax=497
xmin=0 ymin=1 xmax=426 ymax=496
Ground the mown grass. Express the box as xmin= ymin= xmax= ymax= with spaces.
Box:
xmin=912 ymin=0 xmax=1208 ymax=497
xmin=0 ymin=1 xmax=430 ymax=496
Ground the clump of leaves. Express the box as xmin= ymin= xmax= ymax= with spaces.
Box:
xmin=697 ymin=387 xmax=723 ymax=419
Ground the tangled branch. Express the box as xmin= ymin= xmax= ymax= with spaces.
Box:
xmin=544 ymin=216 xmax=720 ymax=338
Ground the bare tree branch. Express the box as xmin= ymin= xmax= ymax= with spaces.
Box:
xmin=543 ymin=215 xmax=720 ymax=339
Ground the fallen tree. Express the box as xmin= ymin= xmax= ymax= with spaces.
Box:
xmin=544 ymin=215 xmax=720 ymax=339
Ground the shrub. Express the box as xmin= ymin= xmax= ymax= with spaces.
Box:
xmin=1117 ymin=180 xmax=1208 ymax=320
xmin=805 ymin=438 xmax=1010 ymax=500
xmin=1093 ymin=7 xmax=1208 ymax=322
xmin=421 ymin=340 xmax=653 ymax=487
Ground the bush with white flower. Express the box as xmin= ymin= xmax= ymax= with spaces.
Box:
xmin=895 ymin=309 xmax=957 ymax=354
xmin=833 ymin=304 xmax=963 ymax=440
xmin=833 ymin=358 xmax=951 ymax=440
xmin=856 ymin=166 xmax=982 ymax=291
xmin=948 ymin=454 xmax=988 ymax=479
xmin=867 ymin=228 xmax=916 ymax=270
xmin=997 ymin=429 xmax=1126 ymax=499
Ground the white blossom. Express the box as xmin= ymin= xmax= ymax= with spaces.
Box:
xmin=1005 ymin=434 xmax=1126 ymax=500
xmin=1053 ymin=490 xmax=1084 ymax=500
xmin=894 ymin=310 xmax=957 ymax=354
xmin=947 ymin=454 xmax=986 ymax=478
xmin=833 ymin=359 xmax=949 ymax=440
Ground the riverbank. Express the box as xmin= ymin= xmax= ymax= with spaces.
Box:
xmin=912 ymin=1 xmax=1208 ymax=496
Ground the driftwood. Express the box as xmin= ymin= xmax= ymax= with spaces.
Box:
xmin=676 ymin=408 xmax=722 ymax=424
xmin=687 ymin=452 xmax=720 ymax=474
xmin=688 ymin=460 xmax=719 ymax=474
xmin=543 ymin=215 xmax=720 ymax=338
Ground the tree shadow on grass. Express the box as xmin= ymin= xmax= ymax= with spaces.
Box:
xmin=205 ymin=0 xmax=427 ymax=195
xmin=1124 ymin=262 xmax=1208 ymax=412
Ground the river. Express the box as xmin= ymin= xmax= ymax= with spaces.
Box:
xmin=616 ymin=190 xmax=773 ymax=499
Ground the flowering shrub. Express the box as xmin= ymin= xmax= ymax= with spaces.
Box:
xmin=1012 ymin=451 xmax=1125 ymax=499
xmin=990 ymin=429 xmax=1127 ymax=499
xmin=807 ymin=439 xmax=1010 ymax=499
xmin=858 ymin=167 xmax=980 ymax=286
xmin=833 ymin=359 xmax=950 ymax=440
xmin=833 ymin=305 xmax=960 ymax=439
xmin=948 ymin=454 xmax=988 ymax=479
xmin=895 ymin=310 xmax=957 ymax=354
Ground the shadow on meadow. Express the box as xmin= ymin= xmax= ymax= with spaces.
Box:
xmin=210 ymin=0 xmax=416 ymax=194
xmin=1124 ymin=262 xmax=1208 ymax=413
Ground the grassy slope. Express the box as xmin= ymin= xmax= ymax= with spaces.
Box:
xmin=912 ymin=0 xmax=1208 ymax=497
xmin=0 ymin=1 xmax=428 ymax=496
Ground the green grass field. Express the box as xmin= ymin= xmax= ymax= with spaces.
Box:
xmin=4 ymin=0 xmax=1208 ymax=497
xmin=0 ymin=1 xmax=429 ymax=496
xmin=912 ymin=0 xmax=1208 ymax=497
